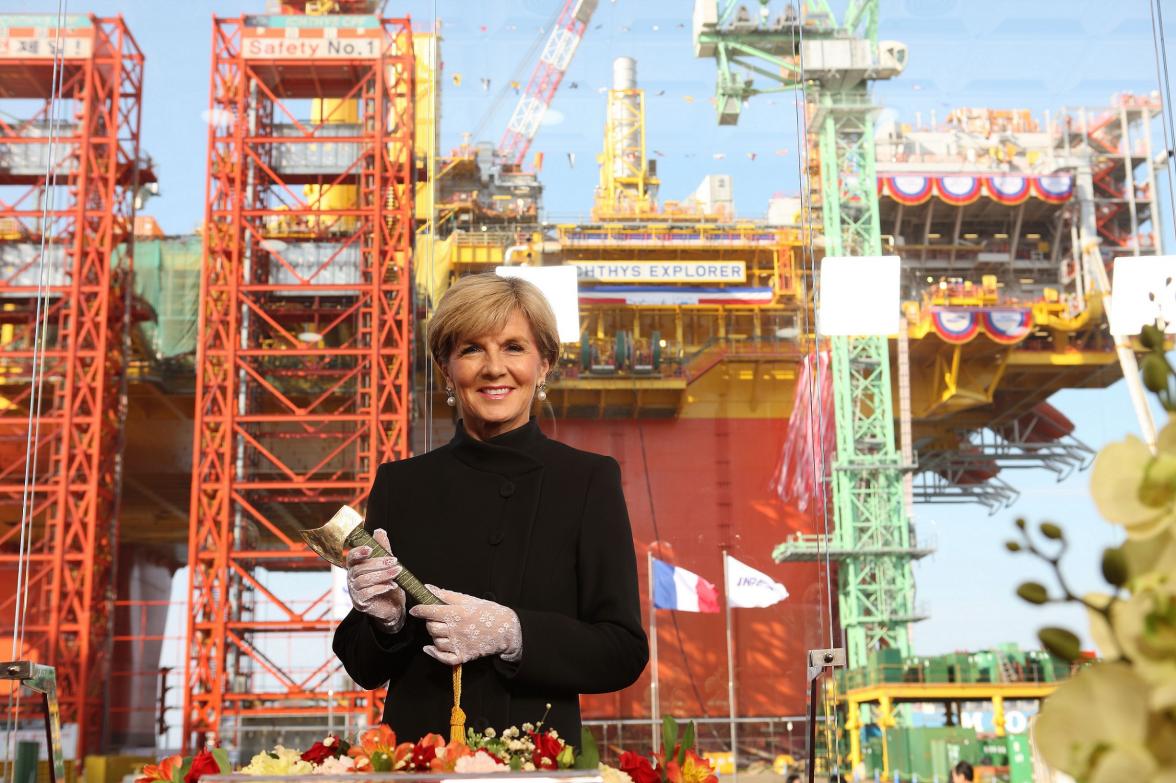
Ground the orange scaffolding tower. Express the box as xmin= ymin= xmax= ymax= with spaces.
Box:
xmin=183 ymin=14 xmax=414 ymax=749
xmin=0 ymin=15 xmax=144 ymax=755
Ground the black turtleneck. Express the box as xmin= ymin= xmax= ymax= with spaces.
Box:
xmin=450 ymin=417 xmax=546 ymax=476
xmin=333 ymin=417 xmax=648 ymax=742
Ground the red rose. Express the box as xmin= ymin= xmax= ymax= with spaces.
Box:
xmin=184 ymin=751 xmax=221 ymax=783
xmin=301 ymin=738 xmax=342 ymax=765
xmin=619 ymin=751 xmax=662 ymax=783
xmin=529 ymin=731 xmax=564 ymax=770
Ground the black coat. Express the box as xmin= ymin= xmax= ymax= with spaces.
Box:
xmin=332 ymin=417 xmax=649 ymax=742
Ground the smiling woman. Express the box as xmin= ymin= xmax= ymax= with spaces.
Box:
xmin=333 ymin=272 xmax=648 ymax=743
xmin=427 ymin=274 xmax=560 ymax=440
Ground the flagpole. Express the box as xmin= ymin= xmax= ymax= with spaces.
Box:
xmin=648 ymin=551 xmax=661 ymax=753
xmin=724 ymin=551 xmax=738 ymax=782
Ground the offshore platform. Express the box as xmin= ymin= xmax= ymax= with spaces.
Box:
xmin=0 ymin=0 xmax=1164 ymax=779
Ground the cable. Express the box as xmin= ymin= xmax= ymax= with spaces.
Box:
xmin=633 ymin=410 xmax=712 ymax=720
xmin=470 ymin=3 xmax=562 ymax=145
xmin=6 ymin=1 xmax=69 ymax=777
xmin=790 ymin=9 xmax=842 ymax=777
xmin=1149 ymin=0 xmax=1176 ymax=234
xmin=424 ymin=11 xmax=438 ymax=453
xmin=789 ymin=0 xmax=837 ymax=659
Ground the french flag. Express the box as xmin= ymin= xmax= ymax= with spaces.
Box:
xmin=652 ymin=557 xmax=720 ymax=613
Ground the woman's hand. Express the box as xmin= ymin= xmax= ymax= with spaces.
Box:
xmin=345 ymin=529 xmax=407 ymax=633
xmin=409 ymin=587 xmax=522 ymax=666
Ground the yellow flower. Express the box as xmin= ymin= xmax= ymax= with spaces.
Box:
xmin=1090 ymin=426 xmax=1176 ymax=539
xmin=240 ymin=746 xmax=313 ymax=776
xmin=1033 ymin=663 xmax=1158 ymax=783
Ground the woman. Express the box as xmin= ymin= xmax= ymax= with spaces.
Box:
xmin=333 ymin=272 xmax=648 ymax=743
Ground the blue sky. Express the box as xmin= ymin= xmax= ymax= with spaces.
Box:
xmin=19 ymin=0 xmax=1176 ymax=660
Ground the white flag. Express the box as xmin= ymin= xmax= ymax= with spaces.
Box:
xmin=725 ymin=554 xmax=789 ymax=608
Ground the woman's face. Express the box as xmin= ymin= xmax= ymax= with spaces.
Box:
xmin=443 ymin=310 xmax=551 ymax=440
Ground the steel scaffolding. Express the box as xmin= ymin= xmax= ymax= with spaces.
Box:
xmin=0 ymin=14 xmax=144 ymax=755
xmin=183 ymin=14 xmax=414 ymax=749
xmin=696 ymin=0 xmax=924 ymax=667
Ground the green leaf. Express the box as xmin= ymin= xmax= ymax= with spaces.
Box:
xmin=1016 ymin=582 xmax=1050 ymax=605
xmin=662 ymin=716 xmax=678 ymax=760
xmin=211 ymin=749 xmax=231 ymax=775
xmin=1004 ymin=540 xmax=1022 ymax=553
xmin=557 ymin=745 xmax=576 ymax=769
xmin=1101 ymin=547 xmax=1129 ymax=588
xmin=574 ymin=728 xmax=600 ymax=770
xmin=175 ymin=758 xmax=193 ymax=783
xmin=1039 ymin=522 xmax=1064 ymax=541
xmin=1038 ymin=627 xmax=1082 ymax=662
xmin=682 ymin=721 xmax=696 ymax=755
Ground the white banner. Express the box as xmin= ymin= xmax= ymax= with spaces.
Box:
xmin=575 ymin=260 xmax=746 ymax=283
xmin=725 ymin=554 xmax=789 ymax=608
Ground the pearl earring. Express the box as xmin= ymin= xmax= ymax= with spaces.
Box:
xmin=536 ymin=382 xmax=548 ymax=402
xmin=445 ymin=388 xmax=456 ymax=407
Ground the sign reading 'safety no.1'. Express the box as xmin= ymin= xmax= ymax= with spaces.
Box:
xmin=242 ymin=27 xmax=384 ymax=59
xmin=575 ymin=261 xmax=747 ymax=283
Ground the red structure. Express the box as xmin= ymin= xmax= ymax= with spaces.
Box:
xmin=184 ymin=14 xmax=414 ymax=748
xmin=0 ymin=15 xmax=144 ymax=755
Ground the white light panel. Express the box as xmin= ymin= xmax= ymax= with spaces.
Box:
xmin=1109 ymin=255 xmax=1176 ymax=336
xmin=496 ymin=265 xmax=582 ymax=343
xmin=818 ymin=255 xmax=902 ymax=336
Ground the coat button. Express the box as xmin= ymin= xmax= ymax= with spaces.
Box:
xmin=499 ymin=481 xmax=515 ymax=498
xmin=488 ymin=530 xmax=505 ymax=546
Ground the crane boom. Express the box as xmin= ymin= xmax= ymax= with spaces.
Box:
xmin=498 ymin=0 xmax=597 ymax=166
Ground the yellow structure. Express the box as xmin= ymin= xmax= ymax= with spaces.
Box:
xmin=840 ymin=681 xmax=1058 ymax=776
xmin=594 ymin=57 xmax=659 ymax=220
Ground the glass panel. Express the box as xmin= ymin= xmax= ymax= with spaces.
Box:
xmin=418 ymin=1 xmax=834 ymax=777
xmin=798 ymin=1 xmax=1172 ymax=781
xmin=8 ymin=0 xmax=1167 ymax=780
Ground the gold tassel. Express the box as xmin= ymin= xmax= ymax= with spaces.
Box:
xmin=449 ymin=663 xmax=466 ymax=745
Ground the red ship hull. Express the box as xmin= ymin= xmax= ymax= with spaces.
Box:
xmin=540 ymin=417 xmax=829 ymax=720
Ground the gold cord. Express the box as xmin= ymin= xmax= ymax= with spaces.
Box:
xmin=449 ymin=663 xmax=466 ymax=744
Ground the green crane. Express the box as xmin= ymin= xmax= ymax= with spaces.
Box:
xmin=694 ymin=0 xmax=928 ymax=668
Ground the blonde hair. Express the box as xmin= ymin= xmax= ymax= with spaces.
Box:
xmin=428 ymin=273 xmax=561 ymax=368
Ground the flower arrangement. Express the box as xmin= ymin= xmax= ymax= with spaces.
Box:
xmin=137 ymin=717 xmax=717 ymax=783
xmin=1008 ymin=322 xmax=1176 ymax=782
xmin=615 ymin=718 xmax=718 ymax=783
xmin=135 ymin=748 xmax=230 ymax=783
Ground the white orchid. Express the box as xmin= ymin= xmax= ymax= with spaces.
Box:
xmin=1090 ymin=424 xmax=1176 ymax=540
xmin=1033 ymin=664 xmax=1168 ymax=783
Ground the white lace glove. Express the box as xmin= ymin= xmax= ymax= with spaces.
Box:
xmin=345 ymin=529 xmax=407 ymax=634
xmin=408 ymin=586 xmax=523 ymax=666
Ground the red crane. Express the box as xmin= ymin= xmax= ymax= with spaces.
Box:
xmin=497 ymin=0 xmax=598 ymax=167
